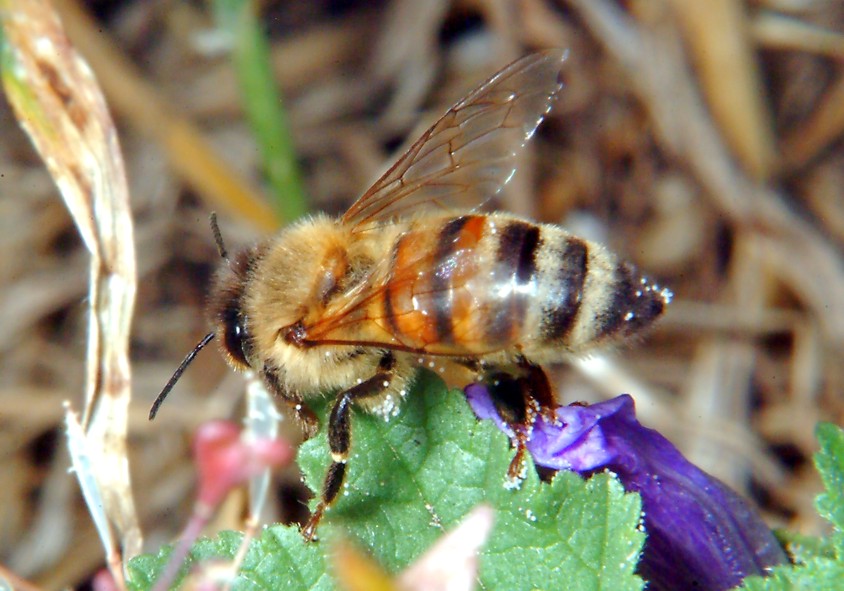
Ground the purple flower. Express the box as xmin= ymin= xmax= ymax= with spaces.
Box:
xmin=465 ymin=385 xmax=787 ymax=591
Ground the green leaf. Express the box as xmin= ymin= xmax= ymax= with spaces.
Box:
xmin=775 ymin=529 xmax=835 ymax=564
xmin=736 ymin=423 xmax=844 ymax=591
xmin=739 ymin=558 xmax=844 ymax=591
xmin=127 ymin=527 xmax=332 ymax=590
xmin=815 ymin=423 xmax=844 ymax=535
xmin=129 ymin=372 xmax=645 ymax=590
xmin=299 ymin=371 xmax=645 ymax=591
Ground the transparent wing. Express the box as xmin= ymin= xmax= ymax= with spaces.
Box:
xmin=298 ymin=246 xmax=454 ymax=352
xmin=299 ymin=219 xmax=509 ymax=356
xmin=341 ymin=50 xmax=567 ymax=233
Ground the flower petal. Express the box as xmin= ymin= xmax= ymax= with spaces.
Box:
xmin=464 ymin=386 xmax=787 ymax=591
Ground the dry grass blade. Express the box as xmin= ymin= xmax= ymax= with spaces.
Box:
xmin=0 ymin=0 xmax=141 ymax=573
xmin=52 ymin=0 xmax=279 ymax=232
xmin=65 ymin=407 xmax=121 ymax=585
xmin=667 ymin=0 xmax=776 ymax=181
xmin=0 ymin=564 xmax=42 ymax=591
xmin=781 ymin=72 xmax=844 ymax=171
xmin=752 ymin=10 xmax=844 ymax=58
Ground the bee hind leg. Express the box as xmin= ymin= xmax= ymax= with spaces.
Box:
xmin=301 ymin=354 xmax=395 ymax=541
xmin=516 ymin=357 xmax=557 ymax=423
xmin=484 ymin=361 xmax=557 ymax=485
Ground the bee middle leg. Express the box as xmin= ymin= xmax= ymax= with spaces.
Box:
xmin=301 ymin=355 xmax=395 ymax=541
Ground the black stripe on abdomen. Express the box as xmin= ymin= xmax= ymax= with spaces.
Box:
xmin=513 ymin=224 xmax=541 ymax=285
xmin=542 ymin=237 xmax=587 ymax=342
xmin=432 ymin=216 xmax=471 ymax=343
xmin=488 ymin=221 xmax=541 ymax=341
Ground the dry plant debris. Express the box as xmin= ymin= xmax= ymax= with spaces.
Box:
xmin=1 ymin=0 xmax=843 ymax=587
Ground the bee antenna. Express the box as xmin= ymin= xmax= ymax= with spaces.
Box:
xmin=148 ymin=332 xmax=216 ymax=420
xmin=209 ymin=212 xmax=228 ymax=260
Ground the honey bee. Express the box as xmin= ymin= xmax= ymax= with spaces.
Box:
xmin=150 ymin=50 xmax=671 ymax=540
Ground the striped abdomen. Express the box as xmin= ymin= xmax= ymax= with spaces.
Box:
xmin=380 ymin=213 xmax=670 ymax=356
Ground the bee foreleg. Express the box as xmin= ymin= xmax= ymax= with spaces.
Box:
xmin=261 ymin=364 xmax=319 ymax=440
xmin=301 ymin=363 xmax=394 ymax=541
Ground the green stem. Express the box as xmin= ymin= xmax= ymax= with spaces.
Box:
xmin=213 ymin=0 xmax=307 ymax=223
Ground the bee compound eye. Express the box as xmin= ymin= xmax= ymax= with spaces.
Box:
xmin=222 ymin=305 xmax=250 ymax=367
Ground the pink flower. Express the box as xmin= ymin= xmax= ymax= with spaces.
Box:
xmin=194 ymin=420 xmax=295 ymax=509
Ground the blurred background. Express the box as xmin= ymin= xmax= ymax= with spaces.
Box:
xmin=2 ymin=0 xmax=844 ymax=587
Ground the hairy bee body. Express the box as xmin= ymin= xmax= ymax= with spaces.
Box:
xmin=374 ymin=212 xmax=666 ymax=359
xmin=211 ymin=211 xmax=668 ymax=418
xmin=157 ymin=50 xmax=671 ymax=539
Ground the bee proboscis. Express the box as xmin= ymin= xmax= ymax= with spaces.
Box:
xmin=151 ymin=49 xmax=671 ymax=540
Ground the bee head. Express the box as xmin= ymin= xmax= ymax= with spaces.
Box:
xmin=148 ymin=216 xmax=262 ymax=421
